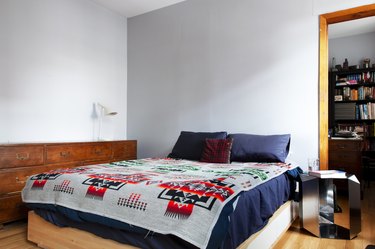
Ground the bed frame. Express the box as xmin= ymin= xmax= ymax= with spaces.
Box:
xmin=238 ymin=200 xmax=298 ymax=249
xmin=27 ymin=200 xmax=298 ymax=249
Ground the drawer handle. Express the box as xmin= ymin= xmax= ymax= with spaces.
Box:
xmin=15 ymin=176 xmax=29 ymax=184
xmin=95 ymin=150 xmax=102 ymax=155
xmin=60 ymin=151 xmax=71 ymax=158
xmin=16 ymin=153 xmax=29 ymax=160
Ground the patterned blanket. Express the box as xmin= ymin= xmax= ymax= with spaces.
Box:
xmin=22 ymin=158 xmax=293 ymax=248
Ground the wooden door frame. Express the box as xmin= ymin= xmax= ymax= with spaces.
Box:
xmin=319 ymin=4 xmax=375 ymax=169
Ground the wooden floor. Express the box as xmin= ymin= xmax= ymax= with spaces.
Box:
xmin=0 ymin=220 xmax=38 ymax=249
xmin=274 ymin=181 xmax=375 ymax=249
xmin=1 ymin=182 xmax=374 ymax=249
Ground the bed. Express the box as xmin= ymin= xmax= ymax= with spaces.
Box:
xmin=22 ymin=131 xmax=302 ymax=249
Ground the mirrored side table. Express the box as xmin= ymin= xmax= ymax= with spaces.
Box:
xmin=299 ymin=173 xmax=361 ymax=239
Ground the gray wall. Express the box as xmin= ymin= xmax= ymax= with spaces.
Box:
xmin=329 ymin=32 xmax=375 ymax=69
xmin=128 ymin=0 xmax=320 ymax=166
xmin=0 ymin=0 xmax=127 ymax=143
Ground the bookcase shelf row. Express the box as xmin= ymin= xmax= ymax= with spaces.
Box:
xmin=334 ymin=69 xmax=375 ymax=87
xmin=335 ymin=85 xmax=375 ymax=101
xmin=335 ymin=122 xmax=375 ymax=142
xmin=335 ymin=102 xmax=375 ymax=120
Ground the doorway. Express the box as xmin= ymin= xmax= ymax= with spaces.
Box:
xmin=319 ymin=4 xmax=375 ymax=169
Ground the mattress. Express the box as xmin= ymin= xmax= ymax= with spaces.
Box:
xmin=22 ymin=158 xmax=301 ymax=249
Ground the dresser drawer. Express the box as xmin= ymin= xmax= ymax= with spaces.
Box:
xmin=329 ymin=140 xmax=362 ymax=151
xmin=113 ymin=141 xmax=137 ymax=160
xmin=328 ymin=163 xmax=359 ymax=175
xmin=328 ymin=139 xmax=362 ymax=180
xmin=0 ymin=146 xmax=44 ymax=169
xmin=0 ymin=193 xmax=28 ymax=224
xmin=46 ymin=144 xmax=89 ymax=164
xmin=87 ymin=144 xmax=112 ymax=160
xmin=0 ymin=165 xmax=66 ymax=195
xmin=329 ymin=152 xmax=360 ymax=166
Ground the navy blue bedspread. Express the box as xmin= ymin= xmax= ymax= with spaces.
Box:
xmin=28 ymin=168 xmax=301 ymax=249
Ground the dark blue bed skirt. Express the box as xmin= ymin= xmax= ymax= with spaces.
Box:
xmin=28 ymin=168 xmax=301 ymax=249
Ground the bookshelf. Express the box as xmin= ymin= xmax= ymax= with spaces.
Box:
xmin=329 ymin=67 xmax=375 ymax=150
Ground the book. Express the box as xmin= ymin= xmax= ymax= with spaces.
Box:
xmin=308 ymin=170 xmax=346 ymax=179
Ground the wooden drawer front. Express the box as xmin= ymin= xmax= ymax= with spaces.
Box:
xmin=113 ymin=141 xmax=137 ymax=160
xmin=0 ymin=165 xmax=65 ymax=196
xmin=329 ymin=140 xmax=362 ymax=152
xmin=46 ymin=145 xmax=89 ymax=164
xmin=329 ymin=152 xmax=360 ymax=166
xmin=0 ymin=194 xmax=28 ymax=224
xmin=87 ymin=144 xmax=112 ymax=160
xmin=329 ymin=151 xmax=361 ymax=176
xmin=0 ymin=146 xmax=44 ymax=169
xmin=329 ymin=163 xmax=359 ymax=175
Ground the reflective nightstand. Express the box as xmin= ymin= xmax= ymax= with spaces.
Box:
xmin=299 ymin=173 xmax=361 ymax=239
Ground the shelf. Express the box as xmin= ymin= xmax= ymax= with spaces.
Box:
xmin=335 ymin=119 xmax=375 ymax=123
xmin=335 ymin=100 xmax=375 ymax=103
xmin=333 ymin=68 xmax=375 ymax=75
xmin=335 ymin=82 xmax=375 ymax=88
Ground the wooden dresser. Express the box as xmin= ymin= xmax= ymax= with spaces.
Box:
xmin=328 ymin=139 xmax=363 ymax=190
xmin=0 ymin=140 xmax=137 ymax=226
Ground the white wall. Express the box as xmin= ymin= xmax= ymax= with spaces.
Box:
xmin=329 ymin=32 xmax=375 ymax=69
xmin=0 ymin=0 xmax=127 ymax=143
xmin=128 ymin=0 xmax=374 ymax=168
xmin=312 ymin=0 xmax=375 ymax=15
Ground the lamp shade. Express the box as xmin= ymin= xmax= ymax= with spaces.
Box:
xmin=97 ymin=103 xmax=118 ymax=116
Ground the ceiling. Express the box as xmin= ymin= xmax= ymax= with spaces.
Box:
xmin=329 ymin=15 xmax=375 ymax=39
xmin=90 ymin=0 xmax=187 ymax=18
xmin=90 ymin=0 xmax=375 ymax=37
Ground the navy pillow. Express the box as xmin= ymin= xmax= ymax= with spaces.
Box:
xmin=169 ymin=131 xmax=228 ymax=161
xmin=228 ymin=134 xmax=291 ymax=163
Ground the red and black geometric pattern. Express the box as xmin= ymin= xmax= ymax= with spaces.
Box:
xmin=117 ymin=193 xmax=147 ymax=211
xmin=30 ymin=173 xmax=61 ymax=190
xmin=30 ymin=168 xmax=90 ymax=191
xmin=158 ymin=177 xmax=235 ymax=219
xmin=85 ymin=185 xmax=108 ymax=200
xmin=83 ymin=173 xmax=152 ymax=200
xmin=53 ymin=180 xmax=74 ymax=195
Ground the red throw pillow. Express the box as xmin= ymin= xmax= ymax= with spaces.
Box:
xmin=200 ymin=138 xmax=233 ymax=163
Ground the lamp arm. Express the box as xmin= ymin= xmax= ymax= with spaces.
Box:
xmin=96 ymin=102 xmax=117 ymax=141
xmin=97 ymin=103 xmax=104 ymax=141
